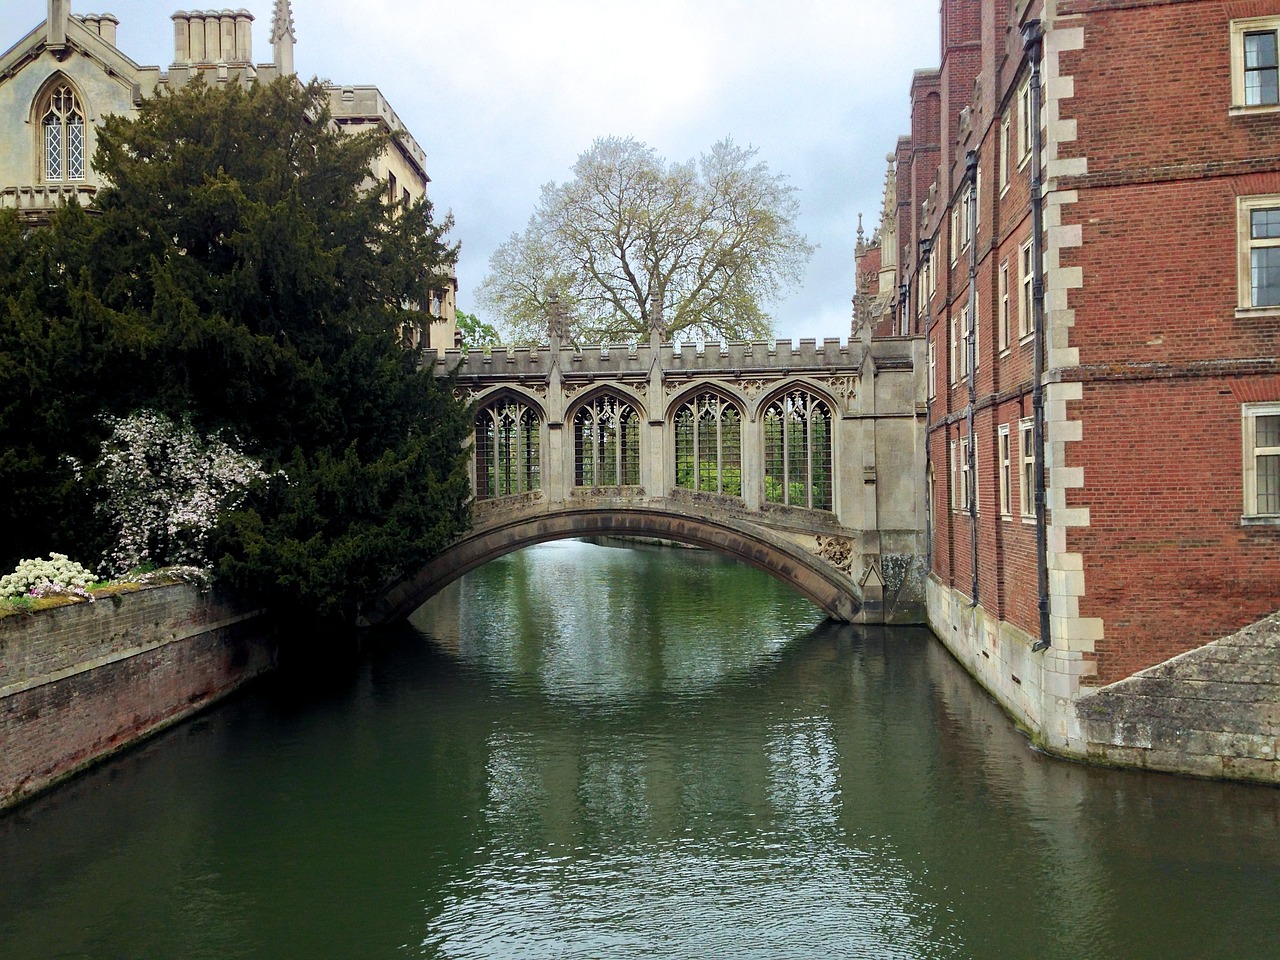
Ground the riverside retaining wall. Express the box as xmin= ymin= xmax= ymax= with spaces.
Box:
xmin=0 ymin=583 xmax=274 ymax=811
xmin=1075 ymin=611 xmax=1280 ymax=785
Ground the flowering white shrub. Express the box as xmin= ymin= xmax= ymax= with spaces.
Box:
xmin=95 ymin=410 xmax=271 ymax=575
xmin=0 ymin=553 xmax=96 ymax=600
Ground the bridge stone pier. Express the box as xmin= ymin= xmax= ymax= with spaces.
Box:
xmin=366 ymin=324 xmax=928 ymax=626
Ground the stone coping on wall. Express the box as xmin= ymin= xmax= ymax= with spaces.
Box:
xmin=428 ymin=335 xmax=918 ymax=378
xmin=1075 ymin=611 xmax=1280 ymax=785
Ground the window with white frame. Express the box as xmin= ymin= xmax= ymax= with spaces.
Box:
xmin=1244 ymin=403 xmax=1280 ymax=518
xmin=1020 ymin=240 xmax=1035 ymax=339
xmin=39 ymin=82 xmax=85 ymax=183
xmin=998 ymin=260 xmax=1011 ymax=351
xmin=950 ymin=207 xmax=959 ymax=264
xmin=1017 ymin=77 xmax=1032 ymax=164
xmin=1019 ymin=418 xmax=1035 ymax=518
xmin=950 ymin=439 xmax=959 ymax=510
xmin=1238 ymin=195 xmax=1280 ymax=309
xmin=1231 ymin=18 xmax=1280 ymax=112
xmin=960 ymin=436 xmax=974 ymax=511
xmin=927 ymin=338 xmax=937 ymax=399
xmin=998 ymin=424 xmax=1012 ymax=517
xmin=928 ymin=244 xmax=938 ymax=297
xmin=950 ymin=314 xmax=959 ymax=385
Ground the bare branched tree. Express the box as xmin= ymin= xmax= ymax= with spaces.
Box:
xmin=479 ymin=136 xmax=814 ymax=344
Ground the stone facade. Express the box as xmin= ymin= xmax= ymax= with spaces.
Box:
xmin=0 ymin=583 xmax=273 ymax=810
xmin=1078 ymin=612 xmax=1280 ymax=785
xmin=366 ymin=327 xmax=930 ymax=627
xmin=0 ymin=1 xmax=456 ymax=347
xmin=862 ymin=0 xmax=1280 ymax=767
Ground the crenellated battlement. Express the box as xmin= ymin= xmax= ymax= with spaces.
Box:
xmin=427 ymin=336 xmax=917 ymax=380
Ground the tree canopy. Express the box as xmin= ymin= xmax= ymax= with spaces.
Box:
xmin=0 ymin=78 xmax=472 ymax=622
xmin=478 ymin=136 xmax=813 ymax=345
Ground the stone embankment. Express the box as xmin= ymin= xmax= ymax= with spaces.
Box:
xmin=0 ymin=583 xmax=274 ymax=811
xmin=1077 ymin=612 xmax=1279 ymax=784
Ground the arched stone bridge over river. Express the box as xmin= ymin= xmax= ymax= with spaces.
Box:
xmin=364 ymin=325 xmax=928 ymax=626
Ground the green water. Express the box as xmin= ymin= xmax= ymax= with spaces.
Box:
xmin=1 ymin=539 xmax=1278 ymax=959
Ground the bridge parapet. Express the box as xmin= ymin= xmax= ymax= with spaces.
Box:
xmin=425 ymin=335 xmax=918 ymax=380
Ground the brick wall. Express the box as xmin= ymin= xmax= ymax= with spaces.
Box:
xmin=0 ymin=584 xmax=274 ymax=810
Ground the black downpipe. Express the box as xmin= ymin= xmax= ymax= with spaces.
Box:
xmin=964 ymin=149 xmax=979 ymax=609
xmin=920 ymin=236 xmax=936 ymax=576
xmin=1023 ymin=20 xmax=1052 ymax=653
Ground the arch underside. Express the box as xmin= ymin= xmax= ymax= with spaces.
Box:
xmin=364 ymin=503 xmax=862 ymax=626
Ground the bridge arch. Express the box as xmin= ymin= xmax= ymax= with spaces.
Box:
xmin=363 ymin=502 xmax=861 ymax=626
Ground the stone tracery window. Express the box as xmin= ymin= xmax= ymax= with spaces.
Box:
xmin=41 ymin=83 xmax=85 ymax=182
xmin=574 ymin=395 xmax=640 ymax=487
xmin=763 ymin=388 xmax=833 ymax=511
xmin=673 ymin=391 xmax=742 ymax=497
xmin=474 ymin=397 xmax=540 ymax=500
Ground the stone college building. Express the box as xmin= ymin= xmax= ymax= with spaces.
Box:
xmin=0 ymin=0 xmax=457 ymax=349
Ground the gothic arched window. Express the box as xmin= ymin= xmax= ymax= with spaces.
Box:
xmin=574 ymin=395 xmax=640 ymax=487
xmin=763 ymin=388 xmax=833 ymax=511
xmin=673 ymin=392 xmax=742 ymax=497
xmin=41 ymin=83 xmax=85 ymax=183
xmin=474 ymin=398 xmax=541 ymax=500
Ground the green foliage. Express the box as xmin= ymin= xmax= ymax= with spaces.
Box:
xmin=0 ymin=78 xmax=472 ymax=622
xmin=479 ymin=136 xmax=813 ymax=345
xmin=455 ymin=309 xmax=501 ymax=349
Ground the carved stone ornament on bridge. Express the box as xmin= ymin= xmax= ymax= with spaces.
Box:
xmin=823 ymin=376 xmax=858 ymax=414
xmin=812 ymin=534 xmax=856 ymax=574
xmin=736 ymin=378 xmax=778 ymax=400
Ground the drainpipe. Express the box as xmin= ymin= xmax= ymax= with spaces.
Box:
xmin=1022 ymin=20 xmax=1052 ymax=653
xmin=899 ymin=280 xmax=910 ymax=337
xmin=919 ymin=235 xmax=935 ymax=576
xmin=965 ymin=149 xmax=979 ymax=609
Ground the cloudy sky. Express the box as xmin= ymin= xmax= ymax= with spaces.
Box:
xmin=11 ymin=0 xmax=941 ymax=341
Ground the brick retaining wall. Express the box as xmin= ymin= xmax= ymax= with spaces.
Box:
xmin=0 ymin=583 xmax=274 ymax=811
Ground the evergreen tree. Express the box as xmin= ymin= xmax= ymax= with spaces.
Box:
xmin=0 ymin=78 xmax=472 ymax=622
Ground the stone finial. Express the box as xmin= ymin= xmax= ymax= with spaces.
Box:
xmin=547 ymin=294 xmax=566 ymax=342
xmin=271 ymin=0 xmax=296 ymax=74
xmin=647 ymin=292 xmax=665 ymax=338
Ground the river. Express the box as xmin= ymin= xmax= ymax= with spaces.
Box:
xmin=1 ymin=539 xmax=1277 ymax=959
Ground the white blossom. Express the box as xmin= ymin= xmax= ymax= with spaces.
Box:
xmin=95 ymin=410 xmax=272 ymax=574
xmin=0 ymin=553 xmax=96 ymax=599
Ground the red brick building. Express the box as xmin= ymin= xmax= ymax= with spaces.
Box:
xmin=860 ymin=0 xmax=1280 ymax=750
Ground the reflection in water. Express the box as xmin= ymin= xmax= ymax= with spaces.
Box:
xmin=0 ymin=540 xmax=1277 ymax=960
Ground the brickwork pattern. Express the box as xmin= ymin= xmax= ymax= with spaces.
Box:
xmin=0 ymin=584 xmax=273 ymax=810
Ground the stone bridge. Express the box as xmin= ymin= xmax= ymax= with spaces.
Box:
xmin=364 ymin=325 xmax=928 ymax=626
